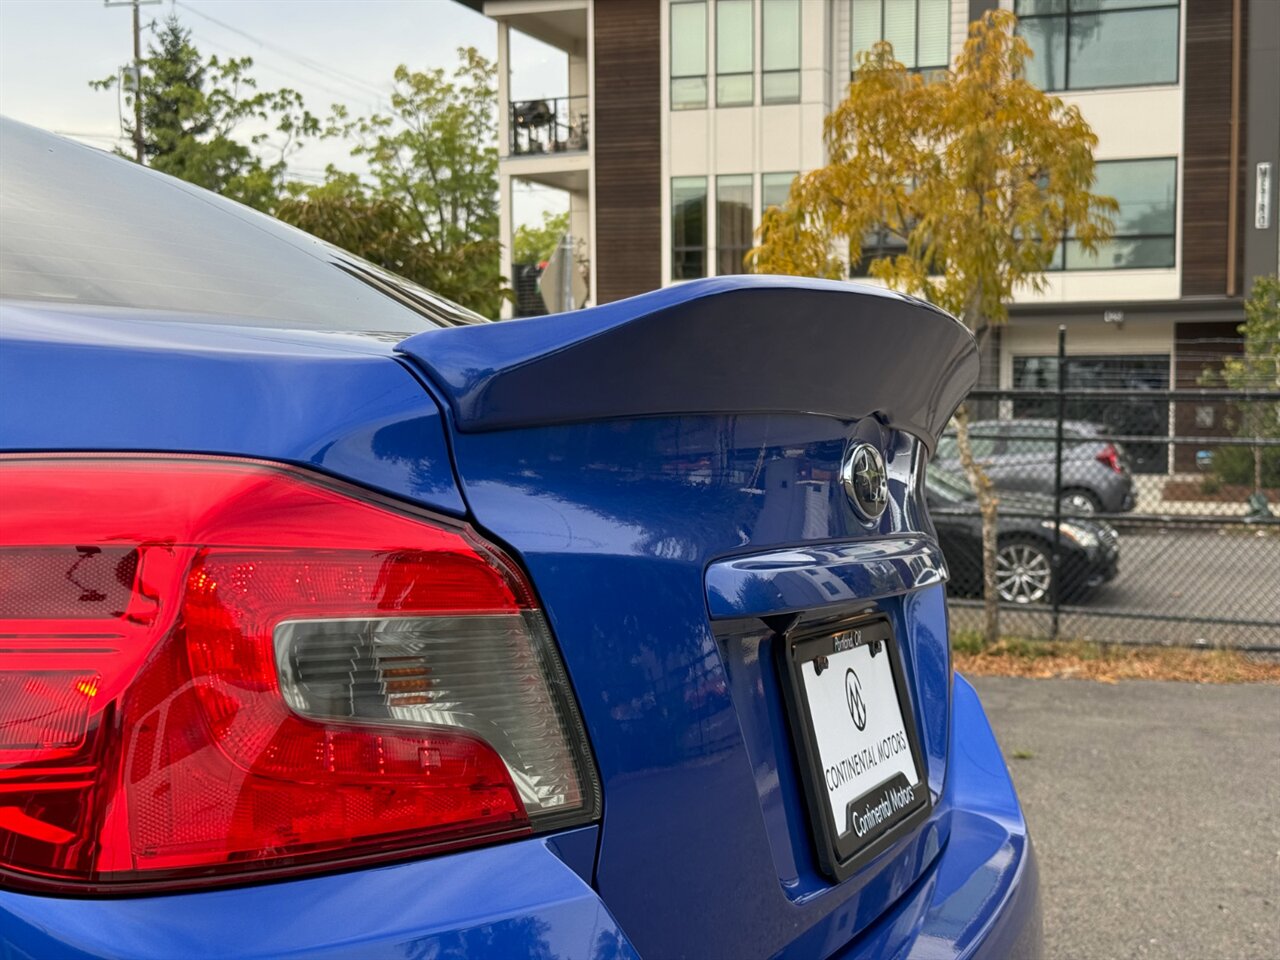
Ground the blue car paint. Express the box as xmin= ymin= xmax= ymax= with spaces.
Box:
xmin=705 ymin=536 xmax=949 ymax=620
xmin=0 ymin=674 xmax=1035 ymax=960
xmin=438 ymin=412 xmax=956 ymax=955
xmin=716 ymin=584 xmax=951 ymax=906
xmin=820 ymin=675 xmax=1041 ymax=960
xmin=0 ymin=294 xmax=1039 ymax=957
xmin=0 ymin=829 xmax=633 ymax=960
xmin=0 ymin=302 xmax=465 ymax=517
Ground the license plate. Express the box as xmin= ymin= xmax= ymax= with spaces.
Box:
xmin=779 ymin=616 xmax=929 ymax=880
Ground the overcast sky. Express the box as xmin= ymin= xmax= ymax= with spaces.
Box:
xmin=0 ymin=0 xmax=567 ymax=224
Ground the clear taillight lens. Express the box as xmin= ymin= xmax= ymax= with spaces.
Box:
xmin=274 ymin=613 xmax=585 ymax=816
xmin=0 ymin=455 xmax=598 ymax=892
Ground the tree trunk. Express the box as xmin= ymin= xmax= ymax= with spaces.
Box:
xmin=1247 ymin=406 xmax=1264 ymax=496
xmin=952 ymin=402 xmax=1001 ymax=647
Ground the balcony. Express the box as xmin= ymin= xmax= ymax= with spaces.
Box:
xmin=508 ymin=96 xmax=589 ymax=156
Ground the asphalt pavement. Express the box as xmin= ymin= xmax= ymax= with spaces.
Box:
xmin=1090 ymin=529 xmax=1280 ymax=625
xmin=972 ymin=676 xmax=1280 ymax=960
xmin=951 ymin=528 xmax=1280 ymax=648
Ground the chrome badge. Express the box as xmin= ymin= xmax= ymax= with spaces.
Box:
xmin=841 ymin=442 xmax=889 ymax=523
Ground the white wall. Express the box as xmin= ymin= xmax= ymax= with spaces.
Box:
xmin=650 ymin=0 xmax=1190 ymax=324
xmin=950 ymin=0 xmax=972 ymax=65
xmin=1008 ymin=5 xmax=1187 ymax=306
xmin=1000 ymin=317 xmax=1176 ymax=389
xmin=660 ymin=0 xmax=831 ymax=284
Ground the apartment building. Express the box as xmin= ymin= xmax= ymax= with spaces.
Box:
xmin=462 ymin=0 xmax=1278 ymax=429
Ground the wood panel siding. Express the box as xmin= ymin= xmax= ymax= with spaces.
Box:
xmin=594 ymin=0 xmax=661 ymax=303
xmin=1182 ymin=0 xmax=1247 ymax=297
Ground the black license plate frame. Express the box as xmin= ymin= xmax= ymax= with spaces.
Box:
xmin=777 ymin=614 xmax=931 ymax=881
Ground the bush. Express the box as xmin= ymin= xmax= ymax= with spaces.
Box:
xmin=1211 ymin=443 xmax=1280 ymax=488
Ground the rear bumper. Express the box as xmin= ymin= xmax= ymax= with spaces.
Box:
xmin=0 ymin=832 xmax=636 ymax=960
xmin=1106 ymin=477 xmax=1137 ymax=513
xmin=0 ymin=680 xmax=1037 ymax=960
xmin=837 ymin=674 xmax=1042 ymax=960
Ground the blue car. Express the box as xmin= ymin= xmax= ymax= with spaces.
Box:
xmin=0 ymin=120 xmax=1039 ymax=959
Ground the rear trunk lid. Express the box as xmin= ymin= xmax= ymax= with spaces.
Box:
xmin=396 ymin=277 xmax=978 ymax=958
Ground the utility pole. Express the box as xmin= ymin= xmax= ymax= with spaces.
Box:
xmin=105 ymin=0 xmax=161 ymax=163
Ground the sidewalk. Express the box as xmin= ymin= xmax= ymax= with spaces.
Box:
xmin=1133 ymin=475 xmax=1255 ymax=517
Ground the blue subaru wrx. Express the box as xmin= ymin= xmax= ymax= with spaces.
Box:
xmin=0 ymin=120 xmax=1039 ymax=959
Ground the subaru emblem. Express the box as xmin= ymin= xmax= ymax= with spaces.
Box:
xmin=841 ymin=442 xmax=889 ymax=523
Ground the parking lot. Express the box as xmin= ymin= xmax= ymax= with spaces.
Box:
xmin=952 ymin=527 xmax=1280 ymax=649
xmin=1091 ymin=529 xmax=1280 ymax=625
xmin=975 ymin=676 xmax=1280 ymax=959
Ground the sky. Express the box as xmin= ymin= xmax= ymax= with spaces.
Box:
xmin=0 ymin=0 xmax=568 ymax=225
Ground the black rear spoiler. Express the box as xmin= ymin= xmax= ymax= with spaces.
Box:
xmin=395 ymin=276 xmax=978 ymax=454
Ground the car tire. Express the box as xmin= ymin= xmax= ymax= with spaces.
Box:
xmin=1059 ymin=489 xmax=1101 ymax=515
xmin=995 ymin=537 xmax=1053 ymax=605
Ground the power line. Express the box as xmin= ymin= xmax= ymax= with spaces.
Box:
xmin=172 ymin=0 xmax=389 ymax=102
xmin=187 ymin=27 xmax=381 ymax=108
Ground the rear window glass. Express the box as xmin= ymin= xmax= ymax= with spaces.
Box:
xmin=0 ymin=120 xmax=483 ymax=333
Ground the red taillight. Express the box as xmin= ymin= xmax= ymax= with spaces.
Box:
xmin=0 ymin=455 xmax=597 ymax=891
xmin=1096 ymin=443 xmax=1123 ymax=474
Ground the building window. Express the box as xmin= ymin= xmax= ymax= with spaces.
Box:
xmin=716 ymin=174 xmax=753 ymax=275
xmin=851 ymin=0 xmax=950 ymax=72
xmin=671 ymin=1 xmax=708 ymax=110
xmin=848 ymin=226 xmax=908 ymax=278
xmin=1012 ymin=354 xmax=1171 ymax=473
xmin=762 ymin=171 xmax=796 ymax=210
xmin=716 ymin=0 xmax=754 ymax=106
xmin=672 ymin=176 xmax=708 ymax=279
xmin=762 ymin=0 xmax=800 ymax=104
xmin=1015 ymin=0 xmax=1178 ymax=91
xmin=1053 ymin=158 xmax=1177 ymax=270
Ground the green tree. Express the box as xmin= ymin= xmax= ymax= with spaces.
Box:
xmin=513 ymin=210 xmax=570 ymax=265
xmin=280 ymin=49 xmax=505 ymax=317
xmin=275 ymin=172 xmax=415 ymax=274
xmin=1216 ymin=276 xmax=1280 ymax=496
xmin=92 ymin=15 xmax=316 ymax=211
xmin=750 ymin=11 xmax=1117 ymax=645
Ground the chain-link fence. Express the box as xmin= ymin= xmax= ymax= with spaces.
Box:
xmin=935 ymin=381 xmax=1280 ymax=651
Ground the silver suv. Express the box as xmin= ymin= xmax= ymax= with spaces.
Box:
xmin=935 ymin=419 xmax=1136 ymax=515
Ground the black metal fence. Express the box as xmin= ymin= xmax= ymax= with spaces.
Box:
xmin=937 ymin=354 xmax=1280 ymax=651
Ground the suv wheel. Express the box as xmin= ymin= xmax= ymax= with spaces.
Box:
xmin=1059 ymin=489 xmax=1100 ymax=515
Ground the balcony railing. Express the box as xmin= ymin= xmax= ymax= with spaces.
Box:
xmin=508 ymin=96 xmax=589 ymax=156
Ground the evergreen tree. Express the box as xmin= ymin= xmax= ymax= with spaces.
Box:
xmin=92 ymin=15 xmax=316 ymax=211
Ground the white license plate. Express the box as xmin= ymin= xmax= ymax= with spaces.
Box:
xmin=781 ymin=617 xmax=928 ymax=879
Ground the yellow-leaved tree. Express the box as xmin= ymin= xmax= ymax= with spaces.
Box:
xmin=750 ymin=10 xmax=1117 ymax=646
